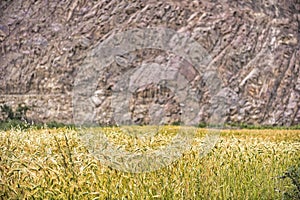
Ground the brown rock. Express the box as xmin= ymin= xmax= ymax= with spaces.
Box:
xmin=0 ymin=0 xmax=299 ymax=126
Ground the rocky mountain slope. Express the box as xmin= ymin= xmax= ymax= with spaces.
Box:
xmin=0 ymin=0 xmax=299 ymax=126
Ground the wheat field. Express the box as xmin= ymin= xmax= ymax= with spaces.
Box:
xmin=0 ymin=126 xmax=299 ymax=199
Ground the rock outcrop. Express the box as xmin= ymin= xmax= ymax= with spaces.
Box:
xmin=0 ymin=0 xmax=299 ymax=126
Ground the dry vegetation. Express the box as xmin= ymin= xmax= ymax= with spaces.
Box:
xmin=0 ymin=127 xmax=299 ymax=199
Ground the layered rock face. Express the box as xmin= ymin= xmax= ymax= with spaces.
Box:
xmin=0 ymin=0 xmax=299 ymax=126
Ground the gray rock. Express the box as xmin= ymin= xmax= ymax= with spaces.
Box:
xmin=0 ymin=0 xmax=299 ymax=126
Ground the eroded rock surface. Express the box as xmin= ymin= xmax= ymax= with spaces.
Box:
xmin=0 ymin=0 xmax=299 ymax=126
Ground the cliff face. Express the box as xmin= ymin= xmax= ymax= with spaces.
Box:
xmin=0 ymin=0 xmax=299 ymax=126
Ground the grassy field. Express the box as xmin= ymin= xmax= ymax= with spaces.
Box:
xmin=0 ymin=126 xmax=299 ymax=199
